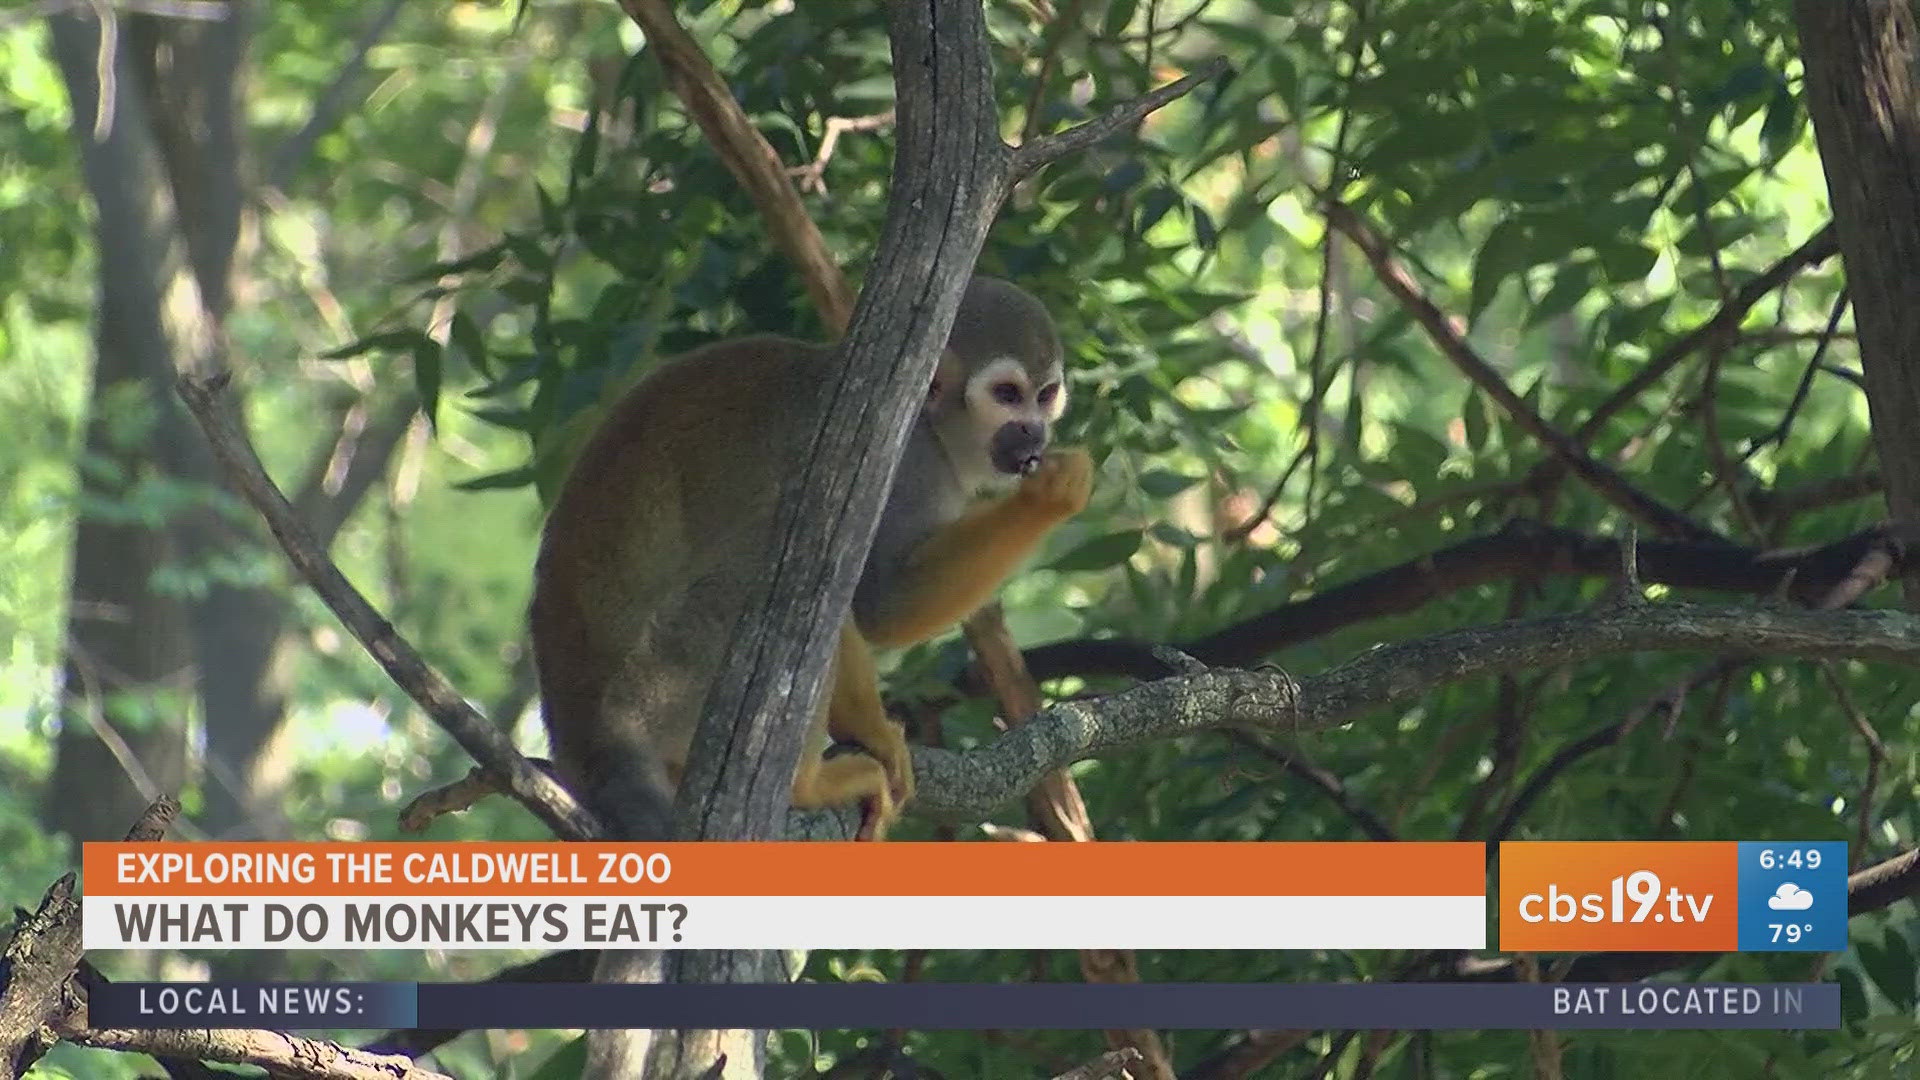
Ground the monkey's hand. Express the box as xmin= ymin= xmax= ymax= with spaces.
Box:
xmin=860 ymin=448 xmax=1095 ymax=651
xmin=1014 ymin=447 xmax=1094 ymax=522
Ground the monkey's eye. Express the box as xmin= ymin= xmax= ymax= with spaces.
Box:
xmin=990 ymin=382 xmax=1023 ymax=406
xmin=1037 ymin=383 xmax=1060 ymax=408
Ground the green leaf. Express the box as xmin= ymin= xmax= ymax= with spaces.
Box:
xmin=1151 ymin=522 xmax=1199 ymax=548
xmin=464 ymin=404 xmax=534 ymax=431
xmin=412 ymin=338 xmax=443 ymax=432
xmin=448 ymin=310 xmax=489 ymax=377
xmin=1168 ymin=289 xmax=1254 ymax=320
xmin=527 ymin=1034 xmax=587 ymax=1080
xmin=1713 ymin=62 xmax=1774 ymax=107
xmin=1138 ymin=470 xmax=1202 ymax=499
xmin=505 ymin=233 xmax=554 ymax=275
xmin=453 ymin=465 xmax=539 ymax=492
xmin=468 ymin=355 xmax=543 ymax=399
xmin=1190 ymin=203 xmax=1218 ymax=251
xmin=1602 ymin=297 xmax=1674 ymax=351
xmin=1461 ymin=388 xmax=1488 ymax=453
xmin=1594 ymin=241 xmax=1658 ymax=284
xmin=1527 ymin=260 xmax=1595 ymax=326
xmin=1858 ymin=934 xmax=1917 ymax=1010
xmin=1103 ymin=0 xmax=1139 ymax=37
xmin=1047 ymin=530 xmax=1144 ymax=572
xmin=499 ymin=277 xmax=550 ymax=305
xmin=1760 ymin=83 xmax=1801 ymax=161
xmin=321 ymin=328 xmax=434 ymax=361
xmin=535 ymin=182 xmax=563 ymax=235
xmin=569 ymin=109 xmax=602 ymax=186
xmin=1470 ymin=219 xmax=1534 ymax=323
xmin=1676 ymin=214 xmax=1760 ymax=257
xmin=1673 ymin=166 xmax=1753 ymax=216
xmin=1103 ymin=160 xmax=1147 ymax=194
xmin=402 ymin=243 xmax=506 ymax=283
xmin=1135 ymin=187 xmax=1180 ymax=236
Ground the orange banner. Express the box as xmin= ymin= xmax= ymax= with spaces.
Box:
xmin=1499 ymin=842 xmax=1739 ymax=952
xmin=84 ymin=841 xmax=1484 ymax=898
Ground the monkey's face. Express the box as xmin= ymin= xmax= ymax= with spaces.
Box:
xmin=929 ymin=354 xmax=1068 ymax=490
xmin=924 ymin=276 xmax=1068 ymax=493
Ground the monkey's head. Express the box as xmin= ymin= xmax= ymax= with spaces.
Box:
xmin=925 ymin=276 xmax=1067 ymax=493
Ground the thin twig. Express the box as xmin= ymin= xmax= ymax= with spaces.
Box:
xmin=1326 ymin=200 xmax=1727 ymax=544
xmin=263 ymin=0 xmax=407 ymax=191
xmin=1229 ymin=732 xmax=1397 ymax=841
xmin=1740 ymin=287 xmax=1853 ymax=464
xmin=1486 ymin=658 xmax=1734 ymax=843
xmin=1012 ymin=58 xmax=1232 ymax=176
xmin=788 ymin=110 xmax=895 ymax=194
xmin=1693 ymin=346 xmax=1765 ymax=537
xmin=1820 ymin=660 xmax=1887 ymax=872
xmin=1019 ymin=0 xmax=1091 ymax=143
xmin=175 ymin=374 xmax=605 ymax=841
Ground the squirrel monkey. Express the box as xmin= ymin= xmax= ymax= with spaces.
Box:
xmin=530 ymin=276 xmax=1091 ymax=841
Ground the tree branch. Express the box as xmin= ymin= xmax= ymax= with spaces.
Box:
xmin=1324 ymin=200 xmax=1725 ymax=544
xmin=1535 ymin=224 xmax=1838 ymax=485
xmin=614 ymin=0 xmax=857 ymax=328
xmin=174 ymin=373 xmax=606 ymax=842
xmin=55 ymin=1025 xmax=450 ymax=1080
xmin=1 ymin=798 xmax=178 ymax=1076
xmin=915 ymin=601 xmax=1920 ymax=822
xmin=1014 ymin=519 xmax=1916 ymax=682
xmin=1010 ymin=58 xmax=1231 ymax=175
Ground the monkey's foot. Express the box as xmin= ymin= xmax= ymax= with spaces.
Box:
xmin=854 ymin=718 xmax=916 ymax=810
xmin=792 ymin=753 xmax=900 ymax=841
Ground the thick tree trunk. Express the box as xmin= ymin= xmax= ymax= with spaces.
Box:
xmin=127 ymin=3 xmax=297 ymax=841
xmin=1792 ymin=0 xmax=1920 ymax=604
xmin=48 ymin=4 xmax=411 ymax=842
xmin=43 ymin=12 xmax=219 ymax=840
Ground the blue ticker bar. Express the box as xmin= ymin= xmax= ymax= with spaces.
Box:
xmin=91 ymin=981 xmax=1838 ymax=1031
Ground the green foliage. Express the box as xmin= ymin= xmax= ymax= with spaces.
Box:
xmin=5 ymin=0 xmax=1916 ymax=1076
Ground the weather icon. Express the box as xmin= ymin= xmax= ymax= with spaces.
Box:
xmin=1766 ymin=883 xmax=1814 ymax=911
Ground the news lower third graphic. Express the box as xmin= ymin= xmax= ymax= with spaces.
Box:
xmin=1498 ymin=841 xmax=1849 ymax=952
xmin=80 ymin=841 xmax=1487 ymax=951
xmin=77 ymin=839 xmax=1852 ymax=1031
xmin=89 ymin=981 xmax=1839 ymax=1032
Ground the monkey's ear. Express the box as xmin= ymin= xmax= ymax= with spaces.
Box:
xmin=925 ymin=350 xmax=961 ymax=413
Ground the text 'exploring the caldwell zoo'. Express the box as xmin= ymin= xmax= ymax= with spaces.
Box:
xmin=80 ymin=840 xmax=1486 ymax=951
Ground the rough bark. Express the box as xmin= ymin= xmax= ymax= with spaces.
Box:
xmin=1792 ymin=0 xmax=1920 ymax=604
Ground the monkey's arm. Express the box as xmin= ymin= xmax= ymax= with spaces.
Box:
xmin=859 ymin=449 xmax=1093 ymax=650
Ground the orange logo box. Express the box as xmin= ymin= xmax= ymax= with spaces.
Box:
xmin=1499 ymin=842 xmax=1739 ymax=952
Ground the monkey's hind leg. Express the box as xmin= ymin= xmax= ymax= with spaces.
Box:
xmin=826 ymin=619 xmax=913 ymax=807
xmin=789 ymin=620 xmax=914 ymax=840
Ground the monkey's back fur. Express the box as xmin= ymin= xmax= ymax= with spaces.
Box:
xmin=531 ymin=335 xmax=835 ymax=839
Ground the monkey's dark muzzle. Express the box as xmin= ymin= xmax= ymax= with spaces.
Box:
xmin=990 ymin=421 xmax=1047 ymax=476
